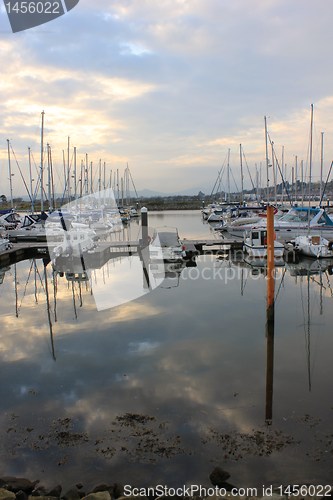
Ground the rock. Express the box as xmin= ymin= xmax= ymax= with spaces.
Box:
xmin=28 ymin=497 xmax=60 ymax=500
xmin=31 ymin=486 xmax=47 ymax=496
xmin=111 ymin=484 xmax=123 ymax=499
xmin=0 ymin=488 xmax=16 ymax=500
xmin=16 ymin=491 xmax=28 ymax=500
xmin=81 ymin=493 xmax=111 ymax=500
xmin=46 ymin=486 xmax=62 ymax=498
xmin=91 ymin=487 xmax=111 ymax=494
xmin=209 ymin=467 xmax=231 ymax=487
xmin=61 ymin=489 xmax=81 ymax=500
xmin=0 ymin=479 xmax=39 ymax=494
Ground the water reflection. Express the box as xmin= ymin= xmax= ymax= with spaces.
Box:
xmin=1 ymin=214 xmax=333 ymax=489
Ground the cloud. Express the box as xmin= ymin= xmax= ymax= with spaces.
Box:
xmin=1 ymin=0 xmax=333 ymax=194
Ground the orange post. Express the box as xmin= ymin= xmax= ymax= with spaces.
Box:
xmin=266 ymin=205 xmax=275 ymax=309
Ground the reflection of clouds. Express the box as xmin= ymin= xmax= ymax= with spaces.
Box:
xmin=0 ymin=259 xmax=164 ymax=363
xmin=128 ymin=341 xmax=160 ymax=355
xmin=1 ymin=254 xmax=333 ymax=487
xmin=91 ymin=256 xmax=164 ymax=311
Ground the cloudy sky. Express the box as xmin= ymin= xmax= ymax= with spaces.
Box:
xmin=1 ymin=0 xmax=333 ymax=197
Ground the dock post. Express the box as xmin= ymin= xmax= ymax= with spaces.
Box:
xmin=139 ymin=207 xmax=150 ymax=289
xmin=141 ymin=207 xmax=149 ymax=247
xmin=265 ymin=205 xmax=275 ymax=425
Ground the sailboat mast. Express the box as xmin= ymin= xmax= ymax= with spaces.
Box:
xmin=40 ymin=111 xmax=45 ymax=212
xmin=295 ymin=155 xmax=298 ymax=204
xmin=28 ymin=146 xmax=34 ymax=213
xmin=320 ymin=131 xmax=324 ymax=205
xmin=264 ymin=115 xmax=270 ymax=204
xmin=47 ymin=143 xmax=52 ymax=211
xmin=308 ymin=104 xmax=314 ymax=206
xmin=239 ymin=144 xmax=244 ymax=205
xmin=74 ymin=146 xmax=77 ymax=200
xmin=227 ymin=148 xmax=231 ymax=204
xmin=7 ymin=139 xmax=14 ymax=210
xmin=281 ymin=146 xmax=285 ymax=205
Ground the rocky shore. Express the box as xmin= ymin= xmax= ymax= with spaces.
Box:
xmin=0 ymin=469 xmax=332 ymax=500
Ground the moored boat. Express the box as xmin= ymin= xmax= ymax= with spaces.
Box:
xmin=294 ymin=234 xmax=333 ymax=259
xmin=243 ymin=226 xmax=285 ymax=258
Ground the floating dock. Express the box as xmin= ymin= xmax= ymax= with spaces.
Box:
xmin=0 ymin=237 xmax=244 ymax=268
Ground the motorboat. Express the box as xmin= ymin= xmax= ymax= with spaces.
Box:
xmin=149 ymin=227 xmax=186 ymax=262
xmin=227 ymin=207 xmax=333 ymax=240
xmin=0 ymin=210 xmax=21 ymax=230
xmin=243 ymin=226 xmax=285 ymax=258
xmin=7 ymin=213 xmax=59 ymax=242
xmin=49 ymin=223 xmax=97 ymax=259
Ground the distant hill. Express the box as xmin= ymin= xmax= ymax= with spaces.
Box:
xmin=137 ymin=187 xmax=208 ymax=198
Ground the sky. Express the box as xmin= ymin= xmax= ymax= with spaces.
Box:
xmin=1 ymin=0 xmax=333 ymax=198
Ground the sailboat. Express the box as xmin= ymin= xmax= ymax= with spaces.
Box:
xmin=294 ymin=234 xmax=333 ymax=259
xmin=294 ymin=105 xmax=333 ymax=258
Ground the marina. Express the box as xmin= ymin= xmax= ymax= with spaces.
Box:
xmin=1 ymin=209 xmax=333 ymax=490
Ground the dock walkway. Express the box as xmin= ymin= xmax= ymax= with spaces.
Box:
xmin=0 ymin=237 xmax=244 ymax=267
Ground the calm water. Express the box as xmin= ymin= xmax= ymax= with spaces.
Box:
xmin=1 ymin=210 xmax=333 ymax=490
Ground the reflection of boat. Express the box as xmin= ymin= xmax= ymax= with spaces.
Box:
xmin=149 ymin=227 xmax=186 ymax=262
xmin=150 ymin=261 xmax=186 ymax=288
xmin=243 ymin=227 xmax=284 ymax=258
xmin=294 ymin=234 xmax=333 ymax=259
xmin=0 ymin=265 xmax=10 ymax=284
xmin=0 ymin=235 xmax=11 ymax=252
xmin=285 ymin=257 xmax=333 ymax=276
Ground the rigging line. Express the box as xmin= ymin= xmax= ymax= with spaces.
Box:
xmin=229 ymin=166 xmax=240 ymax=194
xmin=267 ymin=132 xmax=292 ymax=204
xmin=17 ymin=260 xmax=34 ymax=315
xmin=128 ymin=165 xmax=139 ymax=200
xmin=30 ymin=151 xmax=42 ymax=203
xmin=210 ymin=166 xmax=223 ymax=198
xmin=299 ymin=274 xmax=312 ymax=391
xmin=34 ymin=264 xmax=47 ymax=294
xmin=274 ymin=267 xmax=287 ymax=302
xmin=216 ymin=164 xmax=226 ymax=196
xmin=71 ymin=281 xmax=78 ymax=320
xmin=52 ymin=267 xmax=58 ymax=322
xmin=324 ymin=271 xmax=333 ymax=297
xmin=210 ymin=154 xmax=228 ymax=198
xmin=319 ymin=160 xmax=333 ymax=207
xmin=9 ymin=144 xmax=33 ymax=202
xmin=241 ymin=149 xmax=259 ymax=203
xmin=44 ymin=263 xmax=56 ymax=361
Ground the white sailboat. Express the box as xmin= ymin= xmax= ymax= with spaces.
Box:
xmin=293 ymin=105 xmax=333 ymax=258
xmin=294 ymin=234 xmax=333 ymax=259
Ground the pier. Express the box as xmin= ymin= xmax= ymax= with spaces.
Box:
xmin=0 ymin=237 xmax=244 ymax=268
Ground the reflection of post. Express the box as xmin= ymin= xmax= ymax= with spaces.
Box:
xmin=140 ymin=207 xmax=150 ymax=289
xmin=265 ymin=205 xmax=275 ymax=424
